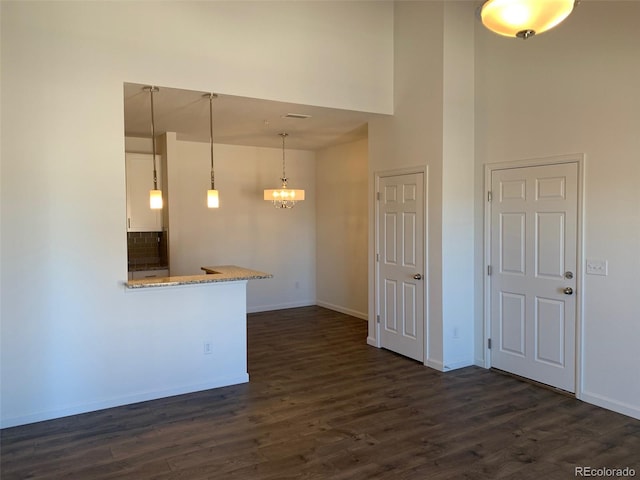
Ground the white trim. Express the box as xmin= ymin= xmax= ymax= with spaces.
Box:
xmin=316 ymin=301 xmax=367 ymax=320
xmin=580 ymin=391 xmax=640 ymax=421
xmin=373 ymin=166 xmax=428 ymax=363
xmin=247 ymin=300 xmax=315 ymax=314
xmin=0 ymin=374 xmax=249 ymax=429
xmin=574 ymin=157 xmax=586 ymax=401
xmin=483 ymin=164 xmax=493 ymax=369
xmin=483 ymin=153 xmax=585 ymax=394
xmin=443 ymin=359 xmax=475 ymax=371
xmin=483 ymin=153 xmax=584 ymax=171
xmin=425 ymin=359 xmax=445 ymax=372
xmin=474 ymin=358 xmax=486 ymax=368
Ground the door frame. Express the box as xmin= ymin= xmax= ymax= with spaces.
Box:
xmin=483 ymin=153 xmax=585 ymax=396
xmin=372 ymin=166 xmax=429 ymax=364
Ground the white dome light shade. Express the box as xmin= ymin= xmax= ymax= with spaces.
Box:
xmin=481 ymin=0 xmax=574 ymax=39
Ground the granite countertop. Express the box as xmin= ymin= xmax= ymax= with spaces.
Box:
xmin=126 ymin=265 xmax=272 ymax=289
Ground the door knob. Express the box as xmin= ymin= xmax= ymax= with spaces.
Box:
xmin=563 ymin=287 xmax=573 ymax=295
xmin=413 ymin=274 xmax=423 ymax=280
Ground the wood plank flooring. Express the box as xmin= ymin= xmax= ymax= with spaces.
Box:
xmin=2 ymin=306 xmax=639 ymax=479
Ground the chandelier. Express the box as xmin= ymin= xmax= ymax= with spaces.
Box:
xmin=263 ymin=133 xmax=305 ymax=209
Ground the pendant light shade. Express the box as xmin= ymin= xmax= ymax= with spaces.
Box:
xmin=480 ymin=0 xmax=574 ymax=39
xmin=205 ymin=93 xmax=220 ymax=209
xmin=149 ymin=189 xmax=163 ymax=209
xmin=264 ymin=133 xmax=305 ymax=209
xmin=207 ymin=189 xmax=219 ymax=209
xmin=144 ymin=86 xmax=163 ymax=209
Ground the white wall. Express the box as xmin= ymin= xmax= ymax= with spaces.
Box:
xmin=474 ymin=1 xmax=640 ymax=419
xmin=316 ymin=138 xmax=369 ymax=319
xmin=441 ymin=2 xmax=475 ymax=370
xmin=167 ymin=139 xmax=316 ymax=312
xmin=0 ymin=0 xmax=393 ymax=427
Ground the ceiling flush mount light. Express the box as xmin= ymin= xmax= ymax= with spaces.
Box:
xmin=144 ymin=86 xmax=163 ymax=209
xmin=205 ymin=93 xmax=219 ymax=209
xmin=264 ymin=133 xmax=305 ymax=209
xmin=480 ymin=0 xmax=575 ymax=39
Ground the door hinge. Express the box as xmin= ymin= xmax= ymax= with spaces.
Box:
xmin=487 ymin=265 xmax=492 ymax=276
xmin=487 ymin=338 xmax=492 ymax=349
xmin=487 ymin=191 xmax=492 ymax=202
xmin=376 ymin=253 xmax=380 ymax=262
xmin=376 ymin=192 xmax=381 ymax=201
xmin=377 ymin=314 xmax=380 ymax=324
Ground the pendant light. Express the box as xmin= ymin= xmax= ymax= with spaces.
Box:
xmin=480 ymin=0 xmax=575 ymax=39
xmin=205 ymin=93 xmax=219 ymax=209
xmin=264 ymin=133 xmax=305 ymax=209
xmin=144 ymin=86 xmax=163 ymax=209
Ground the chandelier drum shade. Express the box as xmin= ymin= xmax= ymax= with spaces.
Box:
xmin=144 ymin=85 xmax=163 ymax=209
xmin=480 ymin=0 xmax=575 ymax=39
xmin=264 ymin=133 xmax=305 ymax=209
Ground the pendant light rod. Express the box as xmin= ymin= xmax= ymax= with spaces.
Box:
xmin=205 ymin=93 xmax=219 ymax=209
xmin=144 ymin=86 xmax=162 ymax=210
xmin=144 ymin=86 xmax=160 ymax=189
xmin=207 ymin=93 xmax=218 ymax=190
xmin=280 ymin=132 xmax=288 ymax=186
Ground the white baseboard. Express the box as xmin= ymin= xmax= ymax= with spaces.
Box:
xmin=247 ymin=301 xmax=368 ymax=319
xmin=1 ymin=373 xmax=249 ymax=429
xmin=474 ymin=357 xmax=488 ymax=368
xmin=442 ymin=359 xmax=474 ymax=371
xmin=425 ymin=358 xmax=445 ymax=371
xmin=579 ymin=390 xmax=640 ymax=421
xmin=316 ymin=301 xmax=367 ymax=320
xmin=247 ymin=300 xmax=315 ymax=314
xmin=426 ymin=358 xmax=475 ymax=372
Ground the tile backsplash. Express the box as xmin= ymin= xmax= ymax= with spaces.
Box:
xmin=127 ymin=231 xmax=168 ymax=270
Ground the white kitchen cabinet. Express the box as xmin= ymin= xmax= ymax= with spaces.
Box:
xmin=125 ymin=153 xmax=163 ymax=232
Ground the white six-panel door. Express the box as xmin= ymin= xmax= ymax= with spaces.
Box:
xmin=490 ymin=163 xmax=578 ymax=392
xmin=378 ymin=173 xmax=424 ymax=362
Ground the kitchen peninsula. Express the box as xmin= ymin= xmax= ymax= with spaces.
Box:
xmin=121 ymin=265 xmax=273 ymax=413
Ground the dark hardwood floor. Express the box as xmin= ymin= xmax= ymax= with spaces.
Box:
xmin=2 ymin=306 xmax=639 ymax=479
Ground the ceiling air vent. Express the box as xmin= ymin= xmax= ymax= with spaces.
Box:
xmin=283 ymin=113 xmax=311 ymax=119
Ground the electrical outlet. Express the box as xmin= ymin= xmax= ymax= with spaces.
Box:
xmin=586 ymin=259 xmax=608 ymax=276
xmin=203 ymin=341 xmax=213 ymax=355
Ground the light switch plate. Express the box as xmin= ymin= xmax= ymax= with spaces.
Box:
xmin=586 ymin=259 xmax=608 ymax=276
